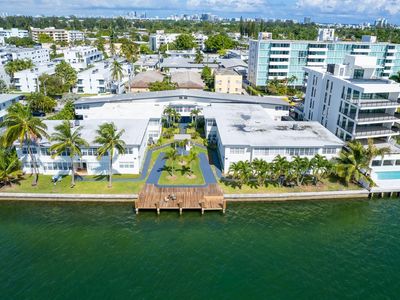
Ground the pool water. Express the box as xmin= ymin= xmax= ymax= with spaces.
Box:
xmin=376 ymin=171 xmax=400 ymax=180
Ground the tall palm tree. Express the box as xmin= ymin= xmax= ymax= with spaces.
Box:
xmin=190 ymin=108 xmax=201 ymax=128
xmin=163 ymin=107 xmax=174 ymax=127
xmin=164 ymin=148 xmax=179 ymax=176
xmin=50 ymin=120 xmax=89 ymax=187
xmin=94 ymin=122 xmax=126 ymax=188
xmin=335 ymin=140 xmax=372 ymax=185
xmin=111 ymin=59 xmax=123 ymax=81
xmin=0 ymin=103 xmax=48 ymax=185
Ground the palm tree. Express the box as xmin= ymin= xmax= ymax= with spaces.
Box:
xmin=0 ymin=148 xmax=22 ymax=187
xmin=310 ymin=154 xmax=332 ymax=183
xmin=164 ymin=148 xmax=179 ymax=176
xmin=389 ymin=71 xmax=400 ymax=83
xmin=50 ymin=120 xmax=89 ymax=187
xmin=163 ymin=107 xmax=174 ymax=127
xmin=194 ymin=49 xmax=204 ymax=64
xmin=109 ymin=41 xmax=116 ymax=57
xmin=251 ymin=158 xmax=270 ymax=186
xmin=190 ymin=108 xmax=201 ymax=128
xmin=229 ymin=162 xmax=242 ymax=183
xmin=172 ymin=110 xmax=181 ymax=125
xmin=0 ymin=103 xmax=48 ymax=185
xmin=272 ymin=155 xmax=289 ymax=186
xmin=111 ymin=59 xmax=123 ymax=81
xmin=237 ymin=161 xmax=252 ymax=186
xmin=365 ymin=138 xmax=390 ymax=161
xmin=94 ymin=122 xmax=126 ymax=188
xmin=335 ymin=140 xmax=372 ymax=185
xmin=187 ymin=148 xmax=197 ymax=175
xmin=111 ymin=59 xmax=123 ymax=93
xmin=290 ymin=156 xmax=310 ymax=186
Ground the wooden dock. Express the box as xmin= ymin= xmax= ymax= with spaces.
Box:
xmin=136 ymin=184 xmax=226 ymax=215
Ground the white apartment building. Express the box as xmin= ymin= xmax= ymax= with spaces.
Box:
xmin=304 ymin=55 xmax=400 ymax=143
xmin=248 ymin=32 xmax=400 ymax=87
xmin=317 ymin=28 xmax=336 ymax=42
xmin=0 ymin=94 xmax=22 ymax=122
xmin=0 ymin=28 xmax=29 ymax=44
xmin=303 ymin=55 xmax=400 ymax=186
xmin=149 ymin=30 xmax=208 ymax=51
xmin=62 ymin=46 xmax=103 ymax=71
xmin=13 ymin=62 xmax=57 ymax=93
xmin=30 ymin=27 xmax=85 ymax=44
xmin=0 ymin=46 xmax=50 ymax=65
xmin=15 ymin=89 xmax=342 ymax=177
xmin=75 ymin=60 xmax=131 ymax=95
xmin=203 ymin=104 xmax=343 ymax=172
xmin=150 ymin=30 xmax=180 ymax=51
xmin=18 ymin=119 xmax=150 ymax=176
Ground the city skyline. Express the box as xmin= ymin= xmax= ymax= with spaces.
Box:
xmin=1 ymin=0 xmax=400 ymax=24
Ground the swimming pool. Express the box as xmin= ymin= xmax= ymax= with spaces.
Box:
xmin=376 ymin=171 xmax=400 ymax=180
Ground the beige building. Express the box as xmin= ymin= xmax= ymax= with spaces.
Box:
xmin=30 ymin=27 xmax=84 ymax=44
xmin=214 ymin=69 xmax=242 ymax=94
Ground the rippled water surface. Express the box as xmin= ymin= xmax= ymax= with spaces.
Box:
xmin=1 ymin=199 xmax=400 ymax=299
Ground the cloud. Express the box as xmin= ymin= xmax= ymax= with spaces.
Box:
xmin=297 ymin=0 xmax=400 ymax=15
xmin=186 ymin=0 xmax=267 ymax=13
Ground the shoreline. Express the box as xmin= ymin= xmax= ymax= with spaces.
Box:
xmin=0 ymin=189 xmax=371 ymax=203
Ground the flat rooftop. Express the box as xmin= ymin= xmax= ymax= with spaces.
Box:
xmin=75 ymin=90 xmax=289 ymax=107
xmin=40 ymin=119 xmax=149 ymax=146
xmin=204 ymin=104 xmax=344 ymax=148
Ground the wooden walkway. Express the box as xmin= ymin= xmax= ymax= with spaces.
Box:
xmin=136 ymin=184 xmax=226 ymax=214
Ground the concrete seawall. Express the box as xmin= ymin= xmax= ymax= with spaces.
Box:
xmin=224 ymin=190 xmax=370 ymax=202
xmin=0 ymin=189 xmax=370 ymax=203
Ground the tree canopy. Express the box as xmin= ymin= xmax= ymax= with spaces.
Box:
xmin=205 ymin=34 xmax=235 ymax=52
xmin=174 ymin=34 xmax=197 ymax=50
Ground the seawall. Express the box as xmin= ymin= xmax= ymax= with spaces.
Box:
xmin=0 ymin=189 xmax=370 ymax=203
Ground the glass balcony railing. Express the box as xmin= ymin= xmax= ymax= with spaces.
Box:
xmin=357 ymin=113 xmax=399 ymax=122
xmin=354 ymin=125 xmax=398 ymax=137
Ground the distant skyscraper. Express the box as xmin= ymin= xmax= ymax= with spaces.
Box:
xmin=304 ymin=17 xmax=311 ymax=24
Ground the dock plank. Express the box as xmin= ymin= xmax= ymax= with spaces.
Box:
xmin=136 ymin=184 xmax=225 ymax=213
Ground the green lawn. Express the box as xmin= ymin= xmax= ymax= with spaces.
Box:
xmin=0 ymin=148 xmax=168 ymax=195
xmin=158 ymin=146 xmax=207 ymax=185
xmin=219 ymin=176 xmax=362 ymax=194
xmin=158 ymin=156 xmax=205 ymax=185
xmin=1 ymin=175 xmax=144 ymax=194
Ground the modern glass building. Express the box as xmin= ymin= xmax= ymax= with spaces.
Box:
xmin=248 ymin=36 xmax=400 ymax=87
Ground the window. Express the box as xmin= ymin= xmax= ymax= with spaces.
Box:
xmin=372 ymin=160 xmax=382 ymax=167
xmin=353 ymin=69 xmax=364 ymax=79
xmin=229 ymin=147 xmax=245 ymax=154
xmin=40 ymin=148 xmax=50 ymax=156
xmin=125 ymin=148 xmax=134 ymax=154
xmin=119 ymin=162 xmax=134 ymax=168
xmin=286 ymin=148 xmax=319 ymax=156
xmin=322 ymin=147 xmax=337 ymax=154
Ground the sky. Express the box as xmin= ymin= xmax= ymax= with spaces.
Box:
xmin=1 ymin=0 xmax=400 ymax=24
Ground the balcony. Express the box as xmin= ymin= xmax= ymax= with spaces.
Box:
xmin=357 ymin=113 xmax=399 ymax=122
xmin=354 ymin=125 xmax=398 ymax=138
xmin=356 ymin=99 xmax=400 ymax=108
